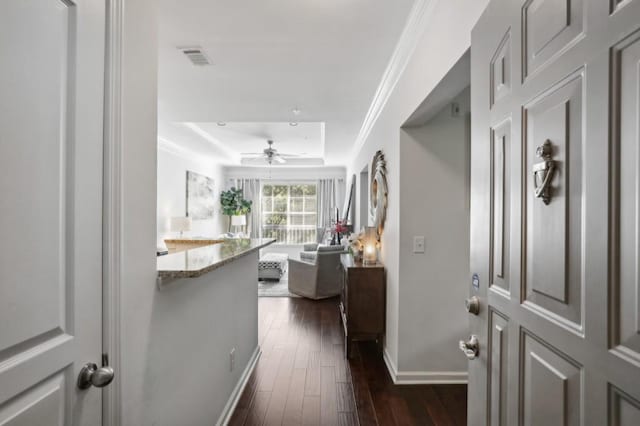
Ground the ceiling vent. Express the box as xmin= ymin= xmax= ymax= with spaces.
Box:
xmin=178 ymin=46 xmax=211 ymax=66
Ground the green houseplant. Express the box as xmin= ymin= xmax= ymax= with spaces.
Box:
xmin=220 ymin=187 xmax=252 ymax=232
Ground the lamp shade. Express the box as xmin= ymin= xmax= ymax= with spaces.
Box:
xmin=170 ymin=216 xmax=192 ymax=233
xmin=231 ymin=215 xmax=246 ymax=226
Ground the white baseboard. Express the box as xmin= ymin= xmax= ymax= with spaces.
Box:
xmin=217 ymin=345 xmax=261 ymax=426
xmin=383 ymin=348 xmax=468 ymax=385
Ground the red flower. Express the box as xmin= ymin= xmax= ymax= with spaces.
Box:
xmin=333 ymin=220 xmax=349 ymax=234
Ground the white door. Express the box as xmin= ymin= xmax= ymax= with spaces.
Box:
xmin=0 ymin=0 xmax=107 ymax=424
xmin=468 ymin=0 xmax=640 ymax=424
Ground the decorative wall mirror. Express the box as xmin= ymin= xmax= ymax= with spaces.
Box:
xmin=370 ymin=150 xmax=388 ymax=235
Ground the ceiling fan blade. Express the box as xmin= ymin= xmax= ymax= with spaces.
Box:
xmin=274 ymin=156 xmax=286 ymax=164
xmin=239 ymin=152 xmax=265 ymax=156
xmin=241 ymin=157 xmax=267 ymax=163
xmin=277 ymin=153 xmax=304 ymax=158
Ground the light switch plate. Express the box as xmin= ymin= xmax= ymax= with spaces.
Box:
xmin=413 ymin=236 xmax=425 ymax=253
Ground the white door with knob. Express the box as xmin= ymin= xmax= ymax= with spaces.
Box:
xmin=468 ymin=0 xmax=640 ymax=424
xmin=0 ymin=0 xmax=109 ymax=424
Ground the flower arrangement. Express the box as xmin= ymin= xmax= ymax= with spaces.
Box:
xmin=346 ymin=232 xmax=363 ymax=258
xmin=330 ymin=219 xmax=349 ymax=244
xmin=345 ymin=228 xmax=380 ymax=263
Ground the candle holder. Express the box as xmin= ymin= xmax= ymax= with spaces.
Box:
xmin=362 ymin=226 xmax=379 ymax=265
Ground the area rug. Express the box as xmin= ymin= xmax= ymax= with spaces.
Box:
xmin=258 ymin=279 xmax=299 ymax=297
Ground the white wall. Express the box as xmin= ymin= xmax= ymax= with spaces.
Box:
xmin=119 ymin=0 xmax=158 ymax=424
xmin=347 ymin=0 xmax=488 ymax=379
xmin=119 ymin=2 xmax=258 ymax=424
xmin=157 ymin=148 xmax=226 ymax=241
xmin=398 ymin=88 xmax=470 ymax=375
xmin=144 ymin=254 xmax=259 ymax=426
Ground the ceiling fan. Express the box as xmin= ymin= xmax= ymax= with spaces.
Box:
xmin=240 ymin=140 xmax=301 ymax=165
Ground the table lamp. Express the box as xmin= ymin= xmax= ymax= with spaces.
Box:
xmin=231 ymin=215 xmax=247 ymax=236
xmin=170 ymin=216 xmax=192 ymax=238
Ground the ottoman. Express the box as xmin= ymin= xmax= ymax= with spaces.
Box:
xmin=258 ymin=253 xmax=289 ymax=281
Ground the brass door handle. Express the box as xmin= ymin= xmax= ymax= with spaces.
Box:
xmin=533 ymin=140 xmax=556 ymax=205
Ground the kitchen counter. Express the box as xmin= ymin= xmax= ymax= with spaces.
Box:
xmin=163 ymin=237 xmax=225 ymax=254
xmin=157 ymin=238 xmax=275 ymax=280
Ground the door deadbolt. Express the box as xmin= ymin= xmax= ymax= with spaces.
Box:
xmin=465 ymin=296 xmax=480 ymax=315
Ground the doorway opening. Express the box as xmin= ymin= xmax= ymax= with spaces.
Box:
xmin=387 ymin=49 xmax=471 ymax=413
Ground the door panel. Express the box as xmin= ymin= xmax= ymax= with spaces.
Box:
xmin=491 ymin=32 xmax=512 ymax=107
xmin=0 ymin=0 xmax=73 ymax=356
xmin=0 ymin=0 xmax=105 ymax=424
xmin=521 ymin=330 xmax=582 ymax=425
xmin=612 ymin=28 xmax=640 ymax=364
xmin=611 ymin=0 xmax=638 ymax=15
xmin=0 ymin=373 xmax=66 ymax=426
xmin=470 ymin=0 xmax=640 ymax=425
xmin=609 ymin=386 xmax=640 ymax=425
xmin=523 ymin=70 xmax=584 ymax=332
xmin=488 ymin=311 xmax=509 ymax=426
xmin=490 ymin=119 xmax=511 ymax=298
xmin=522 ymin=0 xmax=584 ymax=79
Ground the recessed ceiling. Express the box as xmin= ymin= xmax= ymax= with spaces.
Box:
xmin=157 ymin=0 xmax=416 ymax=166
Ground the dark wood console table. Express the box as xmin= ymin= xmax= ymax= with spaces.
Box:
xmin=339 ymin=254 xmax=385 ymax=358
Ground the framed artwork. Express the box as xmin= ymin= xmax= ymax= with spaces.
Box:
xmin=186 ymin=170 xmax=215 ymax=219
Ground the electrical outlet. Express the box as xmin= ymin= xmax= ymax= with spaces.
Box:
xmin=413 ymin=236 xmax=425 ymax=254
xmin=230 ymin=348 xmax=235 ymax=372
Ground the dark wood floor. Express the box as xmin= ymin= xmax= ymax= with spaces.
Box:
xmin=229 ymin=297 xmax=467 ymax=426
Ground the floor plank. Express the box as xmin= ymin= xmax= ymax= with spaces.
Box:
xmin=320 ymin=366 xmax=338 ymax=425
xmin=229 ymin=296 xmax=466 ymax=426
xmin=302 ymin=396 xmax=321 ymax=426
xmin=282 ymin=368 xmax=306 ymax=426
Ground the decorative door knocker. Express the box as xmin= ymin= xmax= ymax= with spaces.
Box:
xmin=532 ymin=140 xmax=556 ymax=205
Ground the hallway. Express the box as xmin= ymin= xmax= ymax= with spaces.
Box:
xmin=229 ymin=297 xmax=467 ymax=425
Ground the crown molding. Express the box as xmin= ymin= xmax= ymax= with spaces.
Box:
xmin=351 ymin=0 xmax=438 ymax=159
xmin=158 ymin=137 xmax=218 ymax=165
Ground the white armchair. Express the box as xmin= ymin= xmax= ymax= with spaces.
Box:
xmin=288 ymin=245 xmax=347 ymax=299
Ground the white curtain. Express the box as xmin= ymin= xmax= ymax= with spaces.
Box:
xmin=317 ymin=179 xmax=337 ymax=230
xmin=233 ymin=178 xmax=261 ymax=238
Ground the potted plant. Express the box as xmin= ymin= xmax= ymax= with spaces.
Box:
xmin=220 ymin=187 xmax=252 ymax=233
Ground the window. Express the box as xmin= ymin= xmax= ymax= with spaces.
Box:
xmin=261 ymin=183 xmax=317 ymax=244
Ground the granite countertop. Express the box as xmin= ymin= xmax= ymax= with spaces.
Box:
xmin=157 ymin=238 xmax=275 ymax=279
xmin=163 ymin=237 xmax=224 ymax=244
